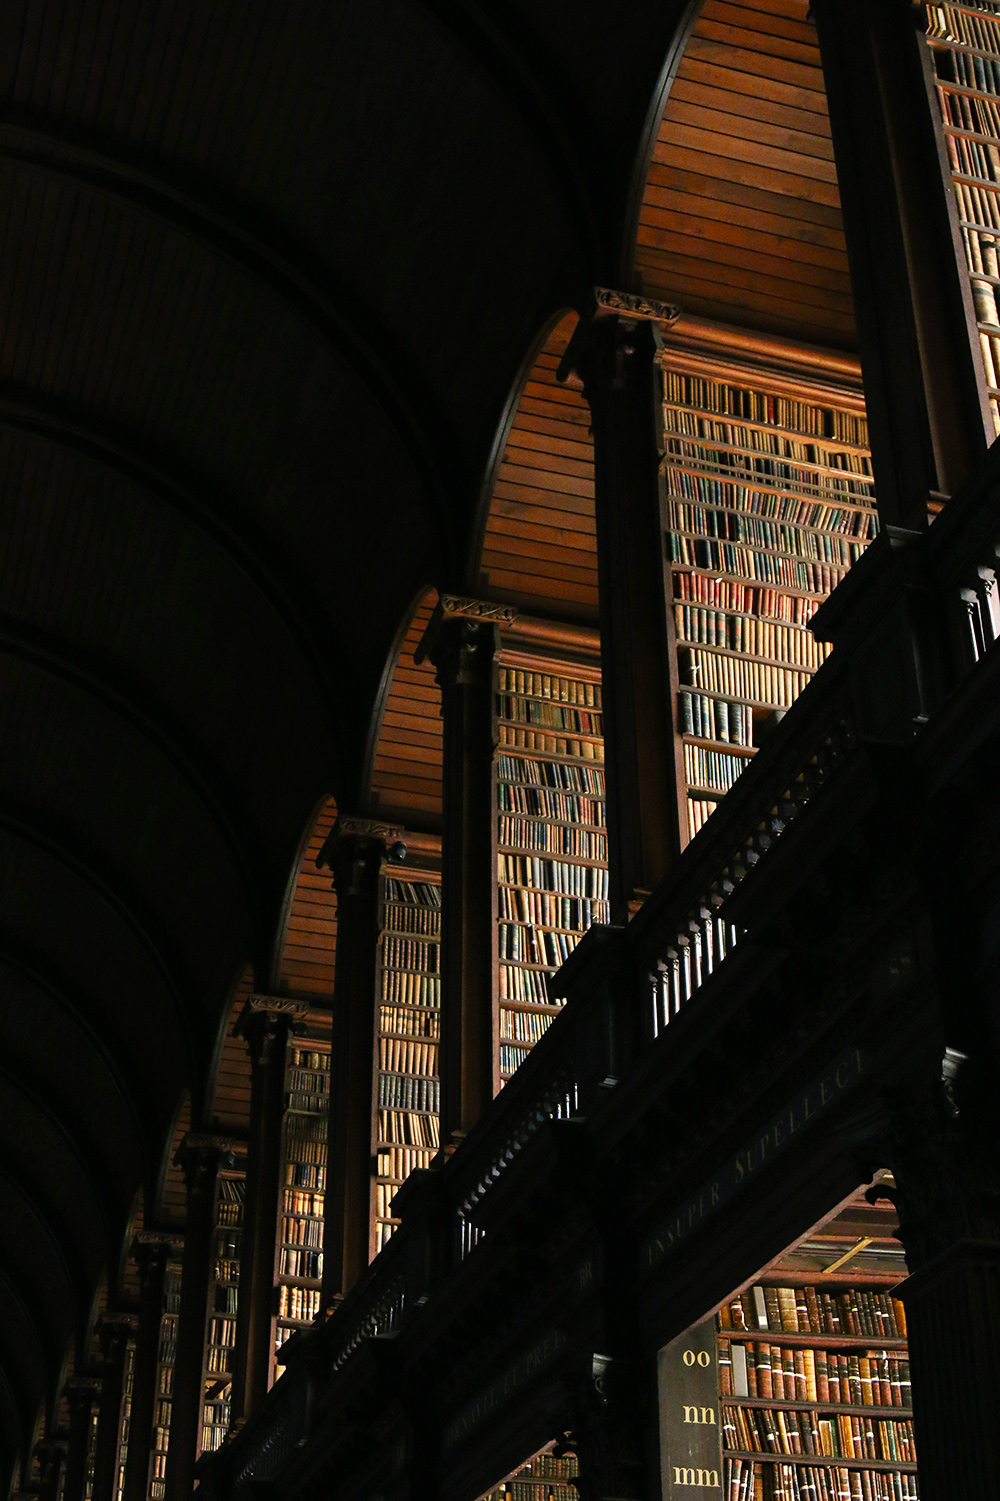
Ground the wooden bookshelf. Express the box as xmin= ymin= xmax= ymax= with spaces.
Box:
xmin=375 ymin=870 xmax=441 ymax=1249
xmin=926 ymin=0 xmax=1000 ymax=435
xmin=495 ymin=662 xmax=609 ymax=1084
xmin=477 ymin=1442 xmax=579 ymax=1501
xmin=659 ymin=350 xmax=878 ymax=842
xmin=149 ymin=1266 xmax=180 ymax=1500
xmin=274 ymin=1040 xmax=329 ymax=1373
xmin=200 ymin=1167 xmax=244 ymax=1454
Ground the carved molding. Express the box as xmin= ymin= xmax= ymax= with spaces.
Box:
xmin=332 ymin=816 xmax=404 ymax=843
xmin=594 ymin=286 xmax=681 ymax=325
xmin=439 ymin=595 xmax=518 ymax=625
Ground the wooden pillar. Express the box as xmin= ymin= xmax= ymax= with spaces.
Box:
xmin=562 ymin=293 xmax=686 ymax=918
xmin=569 ymin=1354 xmax=657 ymax=1501
xmin=319 ymin=818 xmax=397 ymax=1301
xmin=420 ymin=598 xmax=509 ymax=1138
xmin=90 ymin=1317 xmax=133 ymax=1501
xmin=886 ymin=1052 xmax=1000 ymax=1498
xmin=36 ymin=1442 xmax=64 ymax=1501
xmin=164 ymin=1135 xmax=230 ymax=1501
xmin=811 ymin=0 xmax=991 ymax=528
xmin=230 ymin=995 xmax=304 ymax=1422
xmin=62 ymin=1381 xmax=98 ymax=1501
xmin=121 ymin=1235 xmax=173 ymax=1501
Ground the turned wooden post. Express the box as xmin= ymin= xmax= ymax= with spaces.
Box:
xmin=420 ymin=598 xmax=509 ymax=1137
xmin=319 ymin=818 xmax=397 ymax=1299
xmin=562 ymin=292 xmax=686 ymax=916
xmin=164 ymin=1135 xmax=231 ymax=1501
xmin=62 ymin=1380 xmax=98 ymax=1501
xmin=231 ymin=996 xmax=304 ymax=1421
xmin=122 ymin=1236 xmax=174 ymax=1501
xmin=90 ymin=1317 xmax=134 ymax=1501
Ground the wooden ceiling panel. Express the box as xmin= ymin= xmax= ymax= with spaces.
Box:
xmin=275 ymin=799 xmax=338 ymax=1002
xmin=368 ymin=593 xmax=443 ymax=831
xmin=477 ymin=314 xmax=598 ymax=625
xmin=635 ymin=0 xmax=856 ymax=349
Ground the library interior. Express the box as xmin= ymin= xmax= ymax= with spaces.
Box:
xmin=0 ymin=2 xmax=999 ymax=1500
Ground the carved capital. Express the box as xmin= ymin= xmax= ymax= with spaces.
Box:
xmin=174 ymin=1132 xmax=237 ymax=1192
xmin=558 ymin=303 xmax=664 ymax=406
xmin=236 ymin=993 xmax=309 ymax=1062
xmin=879 ymin=1048 xmax=1000 ymax=1269
xmin=594 ymin=286 xmax=682 ymax=325
xmin=439 ymin=595 xmax=517 ymax=625
xmin=415 ymin=596 xmax=513 ymax=677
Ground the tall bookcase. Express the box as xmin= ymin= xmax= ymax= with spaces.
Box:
xmin=657 ymin=339 xmax=877 ymax=839
xmin=149 ymin=1266 xmax=180 ymax=1501
xmin=114 ymin=1343 xmax=134 ymax=1501
xmin=375 ymin=867 xmax=441 ymax=1249
xmin=925 ymin=0 xmax=1000 ymax=436
xmin=200 ymin=1165 xmax=244 ymax=1454
xmin=495 ymin=654 xmax=609 ymax=1084
xmin=275 ymin=1039 xmax=330 ymax=1374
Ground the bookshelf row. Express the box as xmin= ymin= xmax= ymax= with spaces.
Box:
xmin=660 ymin=352 xmax=878 ymax=842
xmin=374 ymin=875 xmax=442 ymax=1248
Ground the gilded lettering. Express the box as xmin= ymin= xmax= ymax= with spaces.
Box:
xmin=836 ymin=1063 xmax=849 ymax=1089
xmin=820 ymin=1076 xmax=832 ymax=1104
xmin=773 ymin=1119 xmax=785 ymax=1148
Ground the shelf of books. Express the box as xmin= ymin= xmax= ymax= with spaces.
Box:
xmin=718 ymin=1285 xmax=916 ymax=1501
xmin=477 ymin=1443 xmax=579 ymax=1501
xmin=200 ymin=1167 xmax=244 ymax=1454
xmin=375 ymin=868 xmax=441 ymax=1250
xmin=149 ymin=1266 xmax=180 ymax=1501
xmin=657 ymin=344 xmax=877 ymax=840
xmin=925 ymin=0 xmax=1000 ymax=435
xmin=495 ymin=659 xmax=609 ymax=1084
xmin=275 ymin=1038 xmax=330 ymax=1374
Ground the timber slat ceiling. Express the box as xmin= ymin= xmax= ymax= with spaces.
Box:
xmin=478 ymin=314 xmax=598 ymax=624
xmin=276 ymin=799 xmax=339 ymax=1001
xmin=368 ymin=593 xmax=443 ymax=831
xmin=635 ymin=0 xmax=856 ymax=349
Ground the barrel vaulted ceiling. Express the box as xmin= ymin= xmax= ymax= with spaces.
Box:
xmin=0 ymin=0 xmax=858 ymax=1474
xmin=0 ymin=0 xmax=701 ymax=1471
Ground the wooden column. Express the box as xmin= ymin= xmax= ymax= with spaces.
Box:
xmin=90 ymin=1317 xmax=134 ymax=1501
xmin=231 ymin=995 xmax=304 ymax=1422
xmin=121 ymin=1235 xmax=173 ymax=1501
xmin=420 ymin=598 xmax=508 ymax=1139
xmin=62 ymin=1381 xmax=98 ymax=1501
xmin=319 ymin=818 xmax=397 ymax=1301
xmin=164 ymin=1135 xmax=230 ymax=1501
xmin=886 ymin=1052 xmax=1000 ymax=1498
xmin=562 ymin=293 xmax=686 ymax=918
xmin=36 ymin=1442 xmax=65 ymax=1501
xmin=811 ymin=0 xmax=991 ymax=528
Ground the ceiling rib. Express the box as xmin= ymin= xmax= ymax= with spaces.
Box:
xmin=0 ymin=804 xmax=200 ymax=1065
xmin=0 ymin=115 xmax=453 ymax=552
xmin=0 ymin=391 xmax=347 ymax=745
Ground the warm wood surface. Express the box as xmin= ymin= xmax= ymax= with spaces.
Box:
xmin=275 ymin=799 xmax=339 ymax=1000
xmin=635 ymin=0 xmax=856 ymax=349
xmin=478 ymin=313 xmax=598 ymax=624
xmin=368 ymin=591 xmax=443 ymax=828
